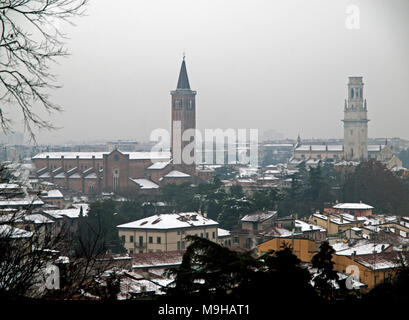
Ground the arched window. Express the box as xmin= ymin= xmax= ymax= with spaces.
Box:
xmin=113 ymin=168 xmax=119 ymax=192
xmin=174 ymin=99 xmax=182 ymax=109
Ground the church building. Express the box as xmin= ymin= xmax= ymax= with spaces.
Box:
xmin=32 ymin=58 xmax=205 ymax=195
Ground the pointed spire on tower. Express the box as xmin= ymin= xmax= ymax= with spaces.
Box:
xmin=176 ymin=55 xmax=191 ymax=89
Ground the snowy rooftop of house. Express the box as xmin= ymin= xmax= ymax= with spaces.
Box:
xmin=41 ymin=189 xmax=63 ymax=199
xmin=163 ymin=170 xmax=190 ymax=178
xmin=217 ymin=228 xmax=231 ymax=237
xmin=334 ymin=161 xmax=360 ymax=166
xmin=0 ymin=183 xmax=21 ymax=189
xmin=241 ymin=211 xmax=277 ymax=222
xmin=131 ymin=251 xmax=185 ymax=269
xmin=117 ymin=212 xmax=218 ymax=230
xmin=295 ymin=220 xmax=326 ymax=232
xmin=147 ymin=161 xmax=171 ymax=170
xmin=44 ymin=207 xmax=87 ymax=219
xmin=332 ymin=240 xmax=390 ymax=256
xmin=0 ymin=225 xmax=33 ymax=238
xmin=239 ymin=167 xmax=258 ymax=177
xmin=32 ymin=151 xmax=170 ymax=161
xmin=129 ymin=178 xmax=159 ymax=190
xmin=259 ymin=226 xmax=295 ymax=238
xmin=353 ymin=252 xmax=407 ymax=270
xmin=0 ymin=196 xmax=44 ymax=207
xmin=333 ymin=203 xmax=373 ymax=210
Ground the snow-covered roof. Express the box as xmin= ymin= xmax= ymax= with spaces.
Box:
xmin=84 ymin=172 xmax=98 ymax=179
xmin=334 ymin=161 xmax=360 ymax=166
xmin=44 ymin=207 xmax=87 ymax=219
xmin=217 ymin=228 xmax=231 ymax=237
xmin=69 ymin=173 xmax=81 ymax=178
xmin=295 ymin=220 xmax=326 ymax=232
xmin=0 ymin=225 xmax=33 ymax=238
xmin=332 ymin=240 xmax=390 ymax=256
xmin=0 ymin=183 xmax=21 ymax=189
xmin=0 ymin=196 xmax=44 ymax=207
xmin=163 ymin=170 xmax=190 ymax=178
xmin=295 ymin=145 xmax=343 ymax=152
xmin=32 ymin=151 xmax=170 ymax=161
xmin=42 ymin=189 xmax=63 ymax=199
xmin=117 ymin=212 xmax=218 ymax=230
xmin=147 ymin=161 xmax=171 ymax=170
xmin=333 ymin=203 xmax=373 ymax=210
xmin=129 ymin=178 xmax=159 ymax=190
xmin=241 ymin=211 xmax=277 ymax=222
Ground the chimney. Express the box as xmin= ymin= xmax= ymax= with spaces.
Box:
xmin=76 ymin=155 xmax=80 ymax=170
xmin=46 ymin=155 xmax=50 ymax=169
xmin=92 ymin=155 xmax=96 ymax=170
xmin=61 ymin=155 xmax=65 ymax=170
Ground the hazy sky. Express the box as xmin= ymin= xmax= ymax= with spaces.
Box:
xmin=11 ymin=0 xmax=409 ymax=145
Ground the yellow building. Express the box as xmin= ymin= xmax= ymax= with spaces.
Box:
xmin=258 ymin=237 xmax=320 ymax=262
xmin=309 ymin=213 xmax=364 ymax=236
xmin=332 ymin=252 xmax=403 ymax=290
xmin=117 ymin=212 xmax=219 ymax=254
xmin=258 ymin=236 xmax=406 ymax=291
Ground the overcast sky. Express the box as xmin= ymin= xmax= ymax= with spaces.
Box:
xmin=12 ymin=0 xmax=409 ymax=145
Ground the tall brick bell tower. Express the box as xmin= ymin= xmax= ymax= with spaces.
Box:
xmin=170 ymin=57 xmax=196 ymax=175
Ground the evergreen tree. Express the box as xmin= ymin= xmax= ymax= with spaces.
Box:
xmin=311 ymin=241 xmax=339 ymax=301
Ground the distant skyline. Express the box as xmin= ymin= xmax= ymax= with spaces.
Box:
xmin=4 ymin=0 xmax=408 ymax=145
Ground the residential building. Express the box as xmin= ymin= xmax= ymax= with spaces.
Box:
xmin=117 ymin=212 xmax=219 ymax=254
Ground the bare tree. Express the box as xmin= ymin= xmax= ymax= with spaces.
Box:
xmin=0 ymin=0 xmax=87 ymax=140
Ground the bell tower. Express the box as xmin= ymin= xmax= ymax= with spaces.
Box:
xmin=342 ymin=76 xmax=369 ymax=161
xmin=170 ymin=57 xmax=196 ymax=174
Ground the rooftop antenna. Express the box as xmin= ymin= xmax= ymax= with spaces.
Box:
xmin=182 ymin=49 xmax=186 ymax=61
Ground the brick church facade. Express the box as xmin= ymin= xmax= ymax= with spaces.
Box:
xmin=32 ymin=58 xmax=207 ymax=195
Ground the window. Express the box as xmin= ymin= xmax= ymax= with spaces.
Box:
xmin=200 ymin=233 xmax=203 ymax=238
xmin=121 ymin=235 xmax=125 ymax=243
xmin=212 ymin=232 xmax=215 ymax=239
xmin=149 ymin=236 xmax=153 ymax=244
xmin=129 ymin=249 xmax=134 ymax=254
xmin=350 ymin=130 xmax=353 ymax=135
xmin=206 ymin=233 xmax=209 ymax=239
xmin=177 ymin=241 xmax=181 ymax=250
xmin=174 ymin=99 xmax=182 ymax=109
xmin=130 ymin=236 xmax=134 ymax=243
xmin=253 ymin=222 xmax=258 ymax=230
xmin=351 ymin=88 xmax=354 ymax=98
xmin=234 ymin=236 xmax=239 ymax=243
xmin=177 ymin=231 xmax=180 ymax=235
xmin=245 ymin=238 xmax=252 ymax=249
xmin=139 ymin=236 xmax=143 ymax=247
xmin=157 ymin=237 xmax=161 ymax=244
xmin=113 ymin=168 xmax=120 ymax=191
xmin=182 ymin=241 xmax=185 ymax=249
xmin=187 ymin=99 xmax=194 ymax=110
